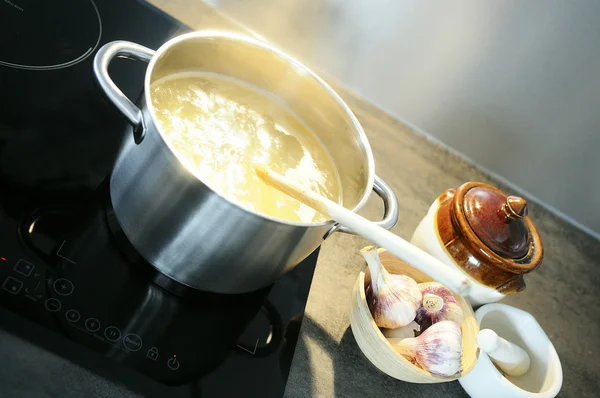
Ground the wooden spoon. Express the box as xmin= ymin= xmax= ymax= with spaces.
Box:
xmin=255 ymin=166 xmax=471 ymax=295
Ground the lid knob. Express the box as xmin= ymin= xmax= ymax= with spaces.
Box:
xmin=504 ymin=196 xmax=528 ymax=221
xmin=462 ymin=187 xmax=531 ymax=259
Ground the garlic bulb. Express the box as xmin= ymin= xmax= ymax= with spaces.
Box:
xmin=383 ymin=321 xmax=421 ymax=339
xmin=415 ymin=282 xmax=463 ymax=331
xmin=361 ymin=246 xmax=422 ymax=329
xmin=391 ymin=320 xmax=463 ymax=376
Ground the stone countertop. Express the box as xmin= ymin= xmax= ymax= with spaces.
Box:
xmin=147 ymin=2 xmax=600 ymax=397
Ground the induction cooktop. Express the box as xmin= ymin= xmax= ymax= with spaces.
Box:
xmin=0 ymin=1 xmax=318 ymax=396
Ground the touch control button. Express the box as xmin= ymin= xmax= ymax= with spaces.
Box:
xmin=123 ymin=333 xmax=143 ymax=351
xmin=104 ymin=326 xmax=121 ymax=342
xmin=2 ymin=277 xmax=23 ymax=295
xmin=147 ymin=347 xmax=159 ymax=361
xmin=85 ymin=318 xmax=101 ymax=332
xmin=65 ymin=309 xmax=80 ymax=322
xmin=45 ymin=298 xmax=61 ymax=312
xmin=14 ymin=260 xmax=34 ymax=276
xmin=53 ymin=278 xmax=74 ymax=296
xmin=167 ymin=356 xmax=180 ymax=371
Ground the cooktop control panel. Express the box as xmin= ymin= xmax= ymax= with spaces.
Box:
xmin=0 ymin=211 xmax=177 ymax=384
xmin=2 ymin=262 xmax=183 ymax=376
xmin=0 ymin=196 xmax=303 ymax=385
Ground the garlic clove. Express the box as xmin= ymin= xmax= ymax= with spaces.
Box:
xmin=361 ymin=246 xmax=422 ymax=329
xmin=383 ymin=321 xmax=421 ymax=339
xmin=391 ymin=320 xmax=463 ymax=377
xmin=415 ymin=282 xmax=464 ymax=331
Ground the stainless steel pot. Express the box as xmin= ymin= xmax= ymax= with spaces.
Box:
xmin=93 ymin=31 xmax=398 ymax=293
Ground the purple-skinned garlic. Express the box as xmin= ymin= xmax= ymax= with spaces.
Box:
xmin=415 ymin=282 xmax=463 ymax=331
xmin=391 ymin=320 xmax=463 ymax=376
xmin=361 ymin=246 xmax=422 ymax=329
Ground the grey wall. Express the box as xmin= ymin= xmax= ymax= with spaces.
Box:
xmin=204 ymin=0 xmax=600 ymax=236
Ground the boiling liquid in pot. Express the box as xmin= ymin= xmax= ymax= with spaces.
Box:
xmin=150 ymin=71 xmax=342 ymax=223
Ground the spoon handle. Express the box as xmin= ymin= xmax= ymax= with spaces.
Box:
xmin=255 ymin=166 xmax=471 ymax=295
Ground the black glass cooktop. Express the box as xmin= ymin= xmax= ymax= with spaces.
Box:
xmin=0 ymin=1 xmax=317 ymax=396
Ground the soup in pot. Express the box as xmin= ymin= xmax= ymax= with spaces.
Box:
xmin=150 ymin=71 xmax=342 ymax=223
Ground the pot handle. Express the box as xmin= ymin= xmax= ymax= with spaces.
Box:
xmin=337 ymin=175 xmax=399 ymax=234
xmin=93 ymin=41 xmax=155 ymax=144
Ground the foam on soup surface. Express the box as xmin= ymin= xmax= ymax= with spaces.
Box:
xmin=150 ymin=71 xmax=342 ymax=223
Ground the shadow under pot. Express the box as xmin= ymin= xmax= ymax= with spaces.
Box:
xmin=411 ymin=182 xmax=543 ymax=306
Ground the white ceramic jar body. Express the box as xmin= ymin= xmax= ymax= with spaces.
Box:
xmin=410 ymin=199 xmax=504 ymax=306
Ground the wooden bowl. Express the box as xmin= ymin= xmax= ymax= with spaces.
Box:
xmin=350 ymin=248 xmax=479 ymax=383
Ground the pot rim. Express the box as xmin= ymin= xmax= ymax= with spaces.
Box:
xmin=143 ymin=30 xmax=375 ymax=228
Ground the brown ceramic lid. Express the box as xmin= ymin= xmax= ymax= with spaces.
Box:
xmin=463 ymin=187 xmax=529 ymax=259
xmin=448 ymin=182 xmax=543 ymax=275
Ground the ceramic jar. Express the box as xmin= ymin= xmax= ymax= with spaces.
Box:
xmin=411 ymin=182 xmax=543 ymax=306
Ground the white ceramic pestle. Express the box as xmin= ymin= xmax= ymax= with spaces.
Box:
xmin=477 ymin=328 xmax=531 ymax=377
